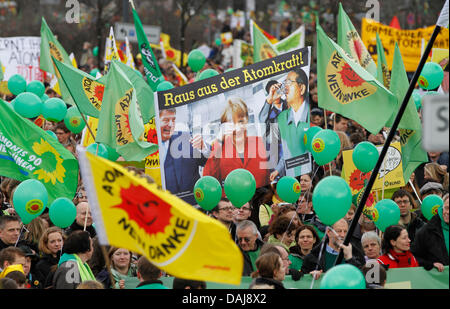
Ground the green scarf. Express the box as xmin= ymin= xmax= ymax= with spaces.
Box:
xmin=59 ymin=253 xmax=96 ymax=282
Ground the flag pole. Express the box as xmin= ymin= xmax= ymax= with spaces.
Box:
xmin=334 ymin=24 xmax=443 ymax=266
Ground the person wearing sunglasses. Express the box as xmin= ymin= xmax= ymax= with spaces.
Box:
xmin=236 ymin=220 xmax=264 ymax=276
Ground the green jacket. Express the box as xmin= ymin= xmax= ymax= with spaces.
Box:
xmin=136 ymin=280 xmax=169 ymax=289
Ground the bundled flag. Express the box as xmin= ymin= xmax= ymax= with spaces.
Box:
xmin=125 ymin=37 xmax=136 ymax=69
xmin=104 ymin=27 xmax=121 ymax=72
xmin=40 ymin=17 xmax=75 ymax=106
xmin=337 ymin=3 xmax=377 ymax=76
xmin=0 ymin=99 xmax=78 ymax=203
xmin=96 ymin=60 xmax=157 ymax=161
xmin=316 ymin=24 xmax=397 ymax=135
xmin=131 ymin=4 xmax=163 ymax=91
xmin=78 ymin=148 xmax=243 ymax=285
xmin=375 ymin=33 xmax=390 ymax=88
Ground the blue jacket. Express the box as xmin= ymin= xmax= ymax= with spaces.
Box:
xmin=163 ymin=131 xmax=207 ymax=205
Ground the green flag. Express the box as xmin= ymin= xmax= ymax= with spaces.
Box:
xmin=399 ymin=129 xmax=428 ymax=183
xmin=387 ymin=43 xmax=422 ymax=131
xmin=53 ymin=59 xmax=105 ymax=118
xmin=0 ymin=99 xmax=78 ymax=203
xmin=376 ymin=33 xmax=390 ymax=88
xmin=337 ymin=3 xmax=377 ymax=77
xmin=40 ymin=17 xmax=75 ymax=106
xmin=317 ymin=24 xmax=397 ymax=135
xmin=251 ymin=20 xmax=279 ymax=63
xmin=275 ymin=25 xmax=305 ymax=54
xmin=96 ymin=61 xmax=157 ymax=161
xmin=131 ymin=7 xmax=163 ymax=91
xmin=113 ymin=60 xmax=155 ymax=124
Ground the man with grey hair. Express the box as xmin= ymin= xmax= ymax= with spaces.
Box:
xmin=361 ymin=231 xmax=381 ymax=261
xmin=236 ymin=220 xmax=264 ymax=276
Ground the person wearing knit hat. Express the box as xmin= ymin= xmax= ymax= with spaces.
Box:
xmin=411 ymin=194 xmax=449 ymax=272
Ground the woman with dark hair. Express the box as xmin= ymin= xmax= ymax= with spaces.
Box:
xmin=288 ymin=225 xmax=319 ymax=271
xmin=250 ymin=252 xmax=286 ymax=289
xmin=267 ymin=216 xmax=298 ymax=252
xmin=377 ymin=225 xmax=419 ymax=269
xmin=52 ymin=230 xmax=96 ymax=289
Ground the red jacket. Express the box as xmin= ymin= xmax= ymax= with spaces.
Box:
xmin=203 ymin=135 xmax=269 ymax=192
xmin=377 ymin=249 xmax=419 ymax=269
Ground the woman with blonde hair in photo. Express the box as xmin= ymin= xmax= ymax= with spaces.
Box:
xmin=203 ymin=97 xmax=269 ymax=193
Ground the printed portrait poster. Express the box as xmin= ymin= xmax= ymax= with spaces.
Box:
xmin=155 ymin=48 xmax=312 ymax=205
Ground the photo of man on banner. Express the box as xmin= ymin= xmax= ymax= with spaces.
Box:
xmin=155 ymin=48 xmax=312 ymax=205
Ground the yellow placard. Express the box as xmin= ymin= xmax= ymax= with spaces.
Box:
xmin=82 ymin=116 xmax=99 ymax=147
xmin=361 ymin=18 xmax=449 ymax=72
xmin=343 ymin=142 xmax=405 ymax=195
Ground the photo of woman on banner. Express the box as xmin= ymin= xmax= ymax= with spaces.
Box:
xmin=203 ymin=97 xmax=269 ymax=195
xmin=268 ymin=67 xmax=312 ymax=180
xmin=159 ymin=107 xmax=209 ymax=205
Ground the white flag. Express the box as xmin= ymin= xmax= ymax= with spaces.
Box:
xmin=437 ymin=0 xmax=449 ymax=28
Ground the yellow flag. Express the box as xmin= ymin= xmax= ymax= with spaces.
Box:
xmin=105 ymin=27 xmax=121 ymax=72
xmin=78 ymin=148 xmax=243 ymax=285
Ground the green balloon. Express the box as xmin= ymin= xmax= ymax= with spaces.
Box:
xmin=421 ymin=195 xmax=443 ymax=221
xmin=13 ymin=92 xmax=43 ymax=119
xmin=194 ymin=176 xmax=222 ymax=211
xmin=41 ymin=93 xmax=50 ymax=103
xmin=157 ymin=81 xmax=174 ymax=92
xmin=311 ymin=129 xmax=341 ymax=166
xmin=86 ymin=143 xmax=109 ymax=159
xmin=7 ymin=74 xmax=27 ymax=95
xmin=304 ymin=126 xmax=323 ymax=152
xmin=418 ymin=62 xmax=444 ymax=90
xmin=46 ymin=130 xmax=58 ymax=140
xmin=26 ymin=80 xmax=46 ymax=98
xmin=12 ymin=179 xmax=48 ymax=224
xmin=215 ymin=38 xmax=222 ymax=46
xmin=373 ymin=199 xmax=400 ymax=232
xmin=198 ymin=69 xmax=219 ymax=81
xmin=312 ymin=176 xmax=352 ymax=226
xmin=42 ymin=98 xmax=68 ymax=122
xmin=93 ymin=46 xmax=99 ymax=57
xmin=188 ymin=49 xmax=206 ymax=72
xmin=224 ymin=169 xmax=256 ymax=208
xmin=64 ymin=106 xmax=86 ymax=134
xmin=412 ymin=89 xmax=422 ymax=111
xmin=320 ymin=264 xmax=366 ymax=289
xmin=276 ymin=176 xmax=302 ymax=203
xmin=352 ymin=141 xmax=379 ymax=173
xmin=49 ymin=198 xmax=77 ymax=228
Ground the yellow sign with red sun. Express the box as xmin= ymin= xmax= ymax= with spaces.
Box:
xmin=79 ymin=149 xmax=243 ymax=285
xmin=342 ymin=142 xmax=405 ymax=195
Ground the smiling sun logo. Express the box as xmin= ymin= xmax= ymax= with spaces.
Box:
xmin=32 ymin=139 xmax=66 ymax=184
xmin=326 ymin=51 xmax=377 ymax=105
xmin=114 ymin=184 xmax=173 ymax=235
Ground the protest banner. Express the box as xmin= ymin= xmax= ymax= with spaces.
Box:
xmin=78 ymin=148 xmax=243 ymax=285
xmin=0 ymin=36 xmax=45 ymax=94
xmin=342 ymin=142 xmax=405 ymax=195
xmin=155 ymin=48 xmax=312 ymax=205
xmin=361 ymin=18 xmax=449 ymax=72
